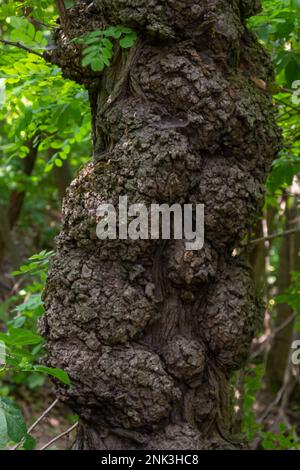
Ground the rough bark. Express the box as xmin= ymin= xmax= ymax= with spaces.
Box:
xmin=41 ymin=0 xmax=281 ymax=450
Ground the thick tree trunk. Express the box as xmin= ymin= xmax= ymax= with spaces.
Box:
xmin=41 ymin=0 xmax=281 ymax=449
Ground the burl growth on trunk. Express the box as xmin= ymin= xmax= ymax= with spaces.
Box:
xmin=40 ymin=0 xmax=281 ymax=449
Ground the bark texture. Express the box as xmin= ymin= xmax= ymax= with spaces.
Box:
xmin=41 ymin=0 xmax=281 ymax=449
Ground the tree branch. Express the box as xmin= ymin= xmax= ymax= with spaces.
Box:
xmin=12 ymin=399 xmax=59 ymax=450
xmin=246 ymin=226 xmax=300 ymax=246
xmin=0 ymin=39 xmax=45 ymax=59
xmin=39 ymin=422 xmax=78 ymax=450
xmin=55 ymin=0 xmax=69 ymax=29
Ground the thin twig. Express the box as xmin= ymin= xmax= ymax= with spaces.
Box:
xmin=27 ymin=399 xmax=59 ymax=434
xmin=12 ymin=399 xmax=59 ymax=450
xmin=258 ymin=383 xmax=286 ymax=424
xmin=39 ymin=422 xmax=78 ymax=450
xmin=277 ymin=110 xmax=300 ymax=121
xmin=28 ymin=18 xmax=56 ymax=30
xmin=272 ymin=313 xmax=297 ymax=337
xmin=246 ymin=226 xmax=300 ymax=246
xmin=232 ymin=369 xmax=245 ymax=434
xmin=0 ymin=39 xmax=44 ymax=58
xmin=251 ymin=313 xmax=298 ymax=360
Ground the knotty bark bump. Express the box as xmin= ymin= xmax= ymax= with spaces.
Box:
xmin=41 ymin=0 xmax=281 ymax=449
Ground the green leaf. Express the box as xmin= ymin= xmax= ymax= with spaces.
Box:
xmin=79 ymin=26 xmax=137 ymax=71
xmin=0 ymin=408 xmax=8 ymax=449
xmin=85 ymin=30 xmax=102 ymax=39
xmin=90 ymin=58 xmax=105 ymax=72
xmin=82 ymin=53 xmax=97 ymax=67
xmin=83 ymin=45 xmax=99 ymax=56
xmin=84 ymin=36 xmax=103 ymax=45
xmin=50 ymin=141 xmax=62 ymax=149
xmin=33 ymin=365 xmax=71 ymax=385
xmin=12 ymin=316 xmax=26 ymax=329
xmin=15 ymin=293 xmax=43 ymax=314
xmin=119 ymin=34 xmax=137 ymax=49
xmin=102 ymin=38 xmax=113 ymax=51
xmin=54 ymin=158 xmax=63 ymax=167
xmin=285 ymin=56 xmax=300 ymax=86
xmin=103 ymin=27 xmax=123 ymax=39
xmin=0 ymin=328 xmax=43 ymax=346
xmin=101 ymin=46 xmax=113 ymax=61
xmin=0 ymin=398 xmax=27 ymax=443
xmin=102 ymin=55 xmax=111 ymax=66
xmin=23 ymin=434 xmax=36 ymax=450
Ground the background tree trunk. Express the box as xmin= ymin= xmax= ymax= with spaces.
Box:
xmin=265 ymin=198 xmax=300 ymax=393
xmin=41 ymin=0 xmax=281 ymax=450
xmin=8 ymin=138 xmax=38 ymax=228
xmin=0 ymin=138 xmax=37 ymax=271
xmin=48 ymin=148 xmax=73 ymax=200
xmin=52 ymin=159 xmax=72 ymax=201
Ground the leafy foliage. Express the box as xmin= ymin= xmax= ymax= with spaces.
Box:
xmin=0 ymin=397 xmax=27 ymax=449
xmin=249 ymin=1 xmax=300 ymax=202
xmin=243 ymin=365 xmax=300 ymax=449
xmin=0 ymin=251 xmax=70 ymax=386
xmin=0 ymin=251 xmax=70 ymax=448
xmin=276 ymin=272 xmax=300 ymax=330
xmin=249 ymin=0 xmax=300 ymax=87
xmin=74 ymin=26 xmax=137 ymax=72
xmin=0 ymin=4 xmax=91 ymax=227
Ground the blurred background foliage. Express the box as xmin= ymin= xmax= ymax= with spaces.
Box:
xmin=0 ymin=0 xmax=300 ymax=450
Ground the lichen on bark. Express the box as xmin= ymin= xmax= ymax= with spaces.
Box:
xmin=41 ymin=0 xmax=281 ymax=449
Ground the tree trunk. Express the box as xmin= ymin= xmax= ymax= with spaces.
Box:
xmin=52 ymin=160 xmax=72 ymax=200
xmin=41 ymin=0 xmax=281 ymax=450
xmin=0 ymin=204 xmax=20 ymax=269
xmin=49 ymin=148 xmax=73 ymax=200
xmin=0 ymin=205 xmax=12 ymax=265
xmin=265 ymin=199 xmax=300 ymax=393
xmin=0 ymin=138 xmax=38 ymax=269
xmin=8 ymin=137 xmax=38 ymax=228
xmin=249 ymin=219 xmax=268 ymax=290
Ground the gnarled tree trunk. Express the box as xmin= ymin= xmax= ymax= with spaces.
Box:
xmin=41 ymin=0 xmax=281 ymax=450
